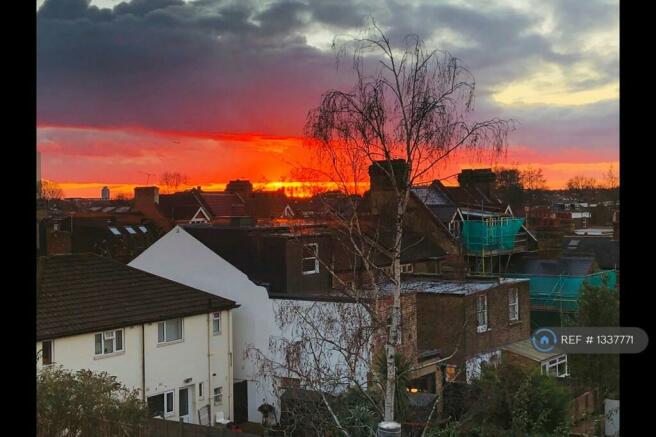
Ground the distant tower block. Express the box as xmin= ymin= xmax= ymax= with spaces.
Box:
xmin=101 ymin=186 xmax=110 ymax=200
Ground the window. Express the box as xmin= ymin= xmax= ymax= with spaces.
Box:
xmin=42 ymin=340 xmax=53 ymax=365
xmin=476 ymin=295 xmax=488 ymax=333
xmin=508 ymin=288 xmax=519 ymax=321
xmin=302 ymin=243 xmax=319 ymax=275
xmin=198 ymin=382 xmax=204 ymax=399
xmin=400 ymin=264 xmax=414 ymax=273
xmin=212 ymin=312 xmax=221 ymax=335
xmin=108 ymin=226 xmax=121 ymax=236
xmin=138 ymin=226 xmax=148 ymax=233
xmin=95 ymin=329 xmax=124 ymax=355
xmin=158 ymin=318 xmax=183 ymax=343
xmin=124 ymin=226 xmax=137 ymax=234
xmin=213 ymin=387 xmax=223 ymax=406
xmin=541 ymin=355 xmax=568 ymax=377
xmin=147 ymin=390 xmax=175 ymax=417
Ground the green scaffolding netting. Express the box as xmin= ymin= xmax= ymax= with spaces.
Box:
xmin=507 ymin=270 xmax=617 ymax=312
xmin=461 ymin=218 xmax=525 ymax=252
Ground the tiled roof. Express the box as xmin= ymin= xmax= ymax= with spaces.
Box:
xmin=198 ymin=192 xmax=247 ymax=217
xmin=158 ymin=192 xmax=202 ymax=221
xmin=37 ymin=254 xmax=237 ymax=340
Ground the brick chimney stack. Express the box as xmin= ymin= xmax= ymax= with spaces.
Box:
xmin=457 ymin=169 xmax=496 ymax=198
xmin=134 ymin=186 xmax=160 ymax=210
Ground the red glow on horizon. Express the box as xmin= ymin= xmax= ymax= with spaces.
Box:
xmin=38 ymin=125 xmax=619 ymax=199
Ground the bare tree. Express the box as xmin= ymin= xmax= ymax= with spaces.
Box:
xmin=520 ymin=166 xmax=546 ymax=191
xmin=300 ymin=22 xmax=512 ymax=426
xmin=566 ymin=175 xmax=598 ymax=191
xmin=39 ymin=179 xmax=64 ymax=200
xmin=603 ymin=164 xmax=618 ymax=190
xmin=159 ymin=171 xmax=189 ymax=193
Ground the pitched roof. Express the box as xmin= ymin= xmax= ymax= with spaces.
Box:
xmin=158 ymin=191 xmax=203 ymax=221
xmin=562 ymin=237 xmax=619 ymax=270
xmin=513 ymin=256 xmax=596 ymax=276
xmin=36 ymin=254 xmax=237 ymax=341
xmin=197 ymin=192 xmax=247 ymax=217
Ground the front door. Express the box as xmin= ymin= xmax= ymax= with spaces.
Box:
xmin=179 ymin=387 xmax=193 ymax=423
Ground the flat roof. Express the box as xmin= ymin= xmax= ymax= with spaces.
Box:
xmin=501 ymin=338 xmax=564 ymax=362
xmin=378 ymin=277 xmax=528 ymax=296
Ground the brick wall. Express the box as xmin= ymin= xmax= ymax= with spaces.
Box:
xmin=415 ymin=281 xmax=530 ymax=371
xmin=46 ymin=230 xmax=72 ymax=255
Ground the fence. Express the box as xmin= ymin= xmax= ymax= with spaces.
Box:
xmin=37 ymin=416 xmax=258 ymax=437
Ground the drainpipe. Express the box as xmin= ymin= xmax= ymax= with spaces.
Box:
xmin=142 ymin=324 xmax=146 ymax=402
xmin=207 ymin=302 xmax=212 ymax=424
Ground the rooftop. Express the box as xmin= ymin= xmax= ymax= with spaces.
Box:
xmin=501 ymin=338 xmax=565 ymax=362
xmin=378 ymin=277 xmax=528 ymax=296
xmin=37 ymin=253 xmax=237 ymax=341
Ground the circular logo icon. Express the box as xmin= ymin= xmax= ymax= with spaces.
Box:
xmin=532 ymin=328 xmax=558 ymax=352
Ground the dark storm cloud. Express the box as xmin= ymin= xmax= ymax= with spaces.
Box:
xmin=37 ymin=0 xmax=618 ymax=154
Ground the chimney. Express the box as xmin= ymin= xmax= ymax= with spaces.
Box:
xmin=226 ymin=179 xmax=253 ymax=194
xmin=457 ymin=169 xmax=496 ymax=198
xmin=368 ymin=160 xmax=409 ymax=192
xmin=134 ymin=186 xmax=160 ymax=210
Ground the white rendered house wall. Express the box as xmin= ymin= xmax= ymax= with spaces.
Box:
xmin=129 ymin=226 xmax=370 ymax=423
xmin=36 ymin=311 xmax=233 ymax=424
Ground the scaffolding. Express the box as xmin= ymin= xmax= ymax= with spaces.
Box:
xmin=506 ymin=270 xmax=618 ymax=328
xmin=461 ymin=217 xmax=525 ymax=275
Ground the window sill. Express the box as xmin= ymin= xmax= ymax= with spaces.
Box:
xmin=476 ymin=327 xmax=491 ymax=334
xmin=302 ymin=271 xmax=319 ymax=276
xmin=94 ymin=350 xmax=125 ymax=360
xmin=157 ymin=339 xmax=184 ymax=348
xmin=508 ymin=320 xmax=522 ymax=326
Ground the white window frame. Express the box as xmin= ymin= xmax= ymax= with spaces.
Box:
xmin=541 ymin=355 xmax=569 ymax=377
xmin=158 ymin=318 xmax=184 ymax=344
xmin=508 ymin=288 xmax=519 ymax=322
xmin=94 ymin=329 xmax=124 ymax=356
xmin=476 ymin=295 xmax=488 ymax=333
xmin=41 ymin=339 xmax=54 ymax=366
xmin=400 ymin=263 xmax=413 ymax=273
xmin=213 ymin=387 xmax=223 ymax=406
xmin=212 ymin=312 xmax=221 ymax=335
xmin=164 ymin=390 xmax=175 ymax=416
xmin=198 ymin=382 xmax=204 ymax=400
xmin=302 ymin=243 xmax=320 ymax=275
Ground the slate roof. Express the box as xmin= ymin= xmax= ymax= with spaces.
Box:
xmin=36 ymin=253 xmax=237 ymax=341
xmin=562 ymin=237 xmax=619 ymax=270
xmin=512 ymin=256 xmax=596 ymax=276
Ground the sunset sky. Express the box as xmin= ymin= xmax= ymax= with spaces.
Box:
xmin=37 ymin=0 xmax=619 ymax=198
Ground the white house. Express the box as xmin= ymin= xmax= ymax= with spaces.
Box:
xmin=36 ymin=253 xmax=237 ymax=425
xmin=129 ymin=225 xmax=369 ymax=424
